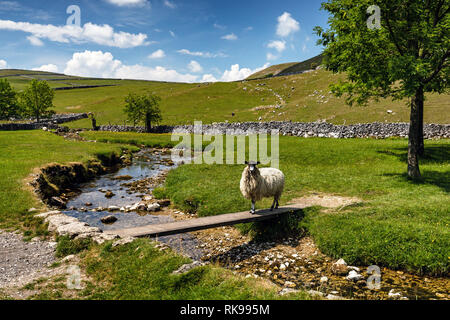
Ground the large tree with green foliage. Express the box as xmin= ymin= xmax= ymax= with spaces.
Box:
xmin=0 ymin=79 xmax=19 ymax=120
xmin=19 ymin=79 xmax=55 ymax=122
xmin=124 ymin=93 xmax=162 ymax=133
xmin=314 ymin=0 xmax=449 ymax=179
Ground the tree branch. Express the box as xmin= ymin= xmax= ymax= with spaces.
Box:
xmin=423 ymin=50 xmax=450 ymax=84
xmin=385 ymin=13 xmax=404 ymax=56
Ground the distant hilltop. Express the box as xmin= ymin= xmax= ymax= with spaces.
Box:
xmin=246 ymin=54 xmax=324 ymax=80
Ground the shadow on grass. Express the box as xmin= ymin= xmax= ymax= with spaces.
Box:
xmin=378 ymin=144 xmax=450 ymax=165
xmin=378 ymin=144 xmax=449 ymax=192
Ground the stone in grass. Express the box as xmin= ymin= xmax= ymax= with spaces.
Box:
xmin=112 ymin=237 xmax=136 ymax=247
xmin=156 ymin=199 xmax=171 ymax=207
xmin=172 ymin=261 xmax=205 ymax=275
xmin=35 ymin=210 xmax=61 ymax=219
xmin=101 ymin=215 xmax=118 ymax=224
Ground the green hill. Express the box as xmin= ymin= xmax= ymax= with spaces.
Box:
xmin=246 ymin=54 xmax=324 ymax=80
xmin=0 ymin=67 xmax=448 ymax=128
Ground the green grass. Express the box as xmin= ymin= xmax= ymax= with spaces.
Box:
xmin=2 ymin=69 xmax=448 ymax=127
xmin=88 ymin=131 xmax=449 ymax=275
xmin=0 ymin=130 xmax=130 ymax=228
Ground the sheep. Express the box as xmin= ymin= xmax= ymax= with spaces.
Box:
xmin=240 ymin=161 xmax=285 ymax=214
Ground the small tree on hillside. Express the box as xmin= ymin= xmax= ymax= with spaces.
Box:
xmin=124 ymin=93 xmax=162 ymax=133
xmin=0 ymin=79 xmax=19 ymax=120
xmin=19 ymin=79 xmax=55 ymax=122
xmin=314 ymin=0 xmax=449 ymax=179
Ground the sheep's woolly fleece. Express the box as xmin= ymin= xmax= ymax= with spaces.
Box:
xmin=240 ymin=167 xmax=285 ymax=201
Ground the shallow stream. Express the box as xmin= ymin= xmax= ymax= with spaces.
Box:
xmin=63 ymin=149 xmax=203 ymax=260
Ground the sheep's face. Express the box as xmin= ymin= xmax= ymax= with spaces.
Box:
xmin=245 ymin=161 xmax=260 ymax=176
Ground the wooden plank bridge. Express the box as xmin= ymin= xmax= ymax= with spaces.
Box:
xmin=105 ymin=203 xmax=308 ymax=238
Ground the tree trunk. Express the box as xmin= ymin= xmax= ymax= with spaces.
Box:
xmin=407 ymin=87 xmax=423 ymax=179
xmin=418 ymin=100 xmax=424 ymax=156
xmin=145 ymin=113 xmax=151 ymax=133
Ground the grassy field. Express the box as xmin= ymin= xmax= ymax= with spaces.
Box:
xmin=1 ymin=69 xmax=449 ymax=127
xmin=82 ymin=131 xmax=450 ymax=276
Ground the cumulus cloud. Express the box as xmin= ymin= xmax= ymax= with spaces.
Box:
xmin=221 ymin=33 xmax=238 ymax=41
xmin=169 ymin=30 xmax=175 ymax=37
xmin=177 ymin=49 xmax=228 ymax=58
xmin=32 ymin=64 xmax=59 ymax=73
xmin=220 ymin=63 xmax=270 ymax=82
xmin=188 ymin=60 xmax=203 ymax=73
xmin=105 ymin=0 xmax=148 ymax=7
xmin=201 ymin=74 xmax=218 ymax=82
xmin=163 ymin=0 xmax=176 ymax=9
xmin=0 ymin=59 xmax=7 ymax=69
xmin=0 ymin=20 xmax=149 ymax=48
xmin=148 ymin=49 xmax=165 ymax=59
xmin=276 ymin=12 xmax=300 ymax=37
xmin=63 ymin=50 xmax=197 ymax=83
xmin=267 ymin=40 xmax=286 ymax=52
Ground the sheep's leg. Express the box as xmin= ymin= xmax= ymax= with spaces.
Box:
xmin=250 ymin=200 xmax=256 ymax=214
xmin=275 ymin=195 xmax=280 ymax=209
xmin=270 ymin=198 xmax=276 ymax=211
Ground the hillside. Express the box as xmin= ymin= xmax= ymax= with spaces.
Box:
xmin=246 ymin=54 xmax=324 ymax=80
xmin=0 ymin=68 xmax=449 ymax=128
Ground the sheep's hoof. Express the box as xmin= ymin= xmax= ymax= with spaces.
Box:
xmin=250 ymin=210 xmax=256 ymax=214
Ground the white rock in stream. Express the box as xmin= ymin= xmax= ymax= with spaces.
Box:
xmin=346 ymin=270 xmax=363 ymax=281
xmin=147 ymin=203 xmax=161 ymax=212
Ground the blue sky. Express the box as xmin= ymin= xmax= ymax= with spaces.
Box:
xmin=0 ymin=0 xmax=329 ymax=82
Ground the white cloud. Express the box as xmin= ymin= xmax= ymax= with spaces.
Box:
xmin=267 ymin=40 xmax=286 ymax=52
xmin=221 ymin=33 xmax=238 ymax=41
xmin=187 ymin=60 xmax=203 ymax=73
xmin=32 ymin=64 xmax=59 ymax=73
xmin=64 ymin=50 xmax=198 ymax=83
xmin=169 ymin=30 xmax=175 ymax=37
xmin=244 ymin=26 xmax=253 ymax=31
xmin=163 ymin=0 xmax=176 ymax=9
xmin=0 ymin=20 xmax=149 ymax=48
xmin=266 ymin=53 xmax=278 ymax=61
xmin=0 ymin=59 xmax=7 ymax=69
xmin=148 ymin=49 xmax=165 ymax=59
xmin=105 ymin=0 xmax=148 ymax=7
xmin=27 ymin=35 xmax=44 ymax=46
xmin=177 ymin=49 xmax=228 ymax=58
xmin=201 ymin=74 xmax=218 ymax=82
xmin=220 ymin=63 xmax=270 ymax=82
xmin=276 ymin=12 xmax=300 ymax=37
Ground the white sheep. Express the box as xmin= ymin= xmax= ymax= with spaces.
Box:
xmin=240 ymin=161 xmax=285 ymax=214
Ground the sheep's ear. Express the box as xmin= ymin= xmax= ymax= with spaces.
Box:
xmin=257 ymin=161 xmax=261 ymax=165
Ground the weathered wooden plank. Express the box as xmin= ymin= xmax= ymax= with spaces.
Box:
xmin=105 ymin=204 xmax=307 ymax=238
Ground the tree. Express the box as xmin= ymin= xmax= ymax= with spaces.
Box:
xmin=314 ymin=0 xmax=449 ymax=179
xmin=19 ymin=79 xmax=55 ymax=122
xmin=0 ymin=79 xmax=19 ymax=120
xmin=124 ymin=93 xmax=162 ymax=133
